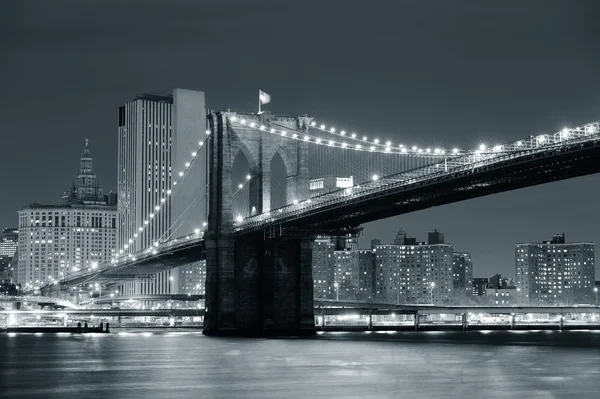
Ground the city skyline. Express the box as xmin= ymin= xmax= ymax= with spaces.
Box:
xmin=2 ymin=1 xmax=600 ymax=278
xmin=3 ymin=3 xmax=600 ymax=397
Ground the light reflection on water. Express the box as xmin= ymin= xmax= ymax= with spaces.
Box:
xmin=1 ymin=331 xmax=599 ymax=398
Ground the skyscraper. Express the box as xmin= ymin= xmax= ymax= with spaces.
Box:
xmin=117 ymin=89 xmax=207 ymax=295
xmin=516 ymin=234 xmax=595 ymax=305
xmin=16 ymin=141 xmax=117 ymax=290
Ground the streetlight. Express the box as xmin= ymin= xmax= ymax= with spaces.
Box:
xmin=516 ymin=287 xmax=521 ymax=306
xmin=595 ymin=287 xmax=598 ymax=306
xmin=334 ymin=282 xmax=339 ymax=302
xmin=430 ymin=282 xmax=435 ymax=304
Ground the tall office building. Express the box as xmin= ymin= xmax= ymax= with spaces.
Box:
xmin=0 ymin=228 xmax=18 ymax=257
xmin=374 ymin=242 xmax=453 ymax=304
xmin=313 ymin=238 xmax=335 ymax=298
xmin=452 ymin=252 xmax=473 ymax=292
xmin=516 ymin=234 xmax=595 ymax=305
xmin=117 ymin=89 xmax=207 ymax=295
xmin=16 ymin=141 xmax=117 ymax=290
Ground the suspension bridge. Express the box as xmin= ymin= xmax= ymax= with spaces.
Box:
xmin=41 ymin=110 xmax=600 ymax=335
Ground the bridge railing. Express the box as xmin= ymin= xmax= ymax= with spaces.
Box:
xmin=236 ymin=121 xmax=600 ymax=232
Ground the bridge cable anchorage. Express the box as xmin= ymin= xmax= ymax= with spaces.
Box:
xmin=232 ymin=119 xmax=600 ymax=232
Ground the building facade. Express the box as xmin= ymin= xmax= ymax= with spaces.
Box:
xmin=452 ymin=252 xmax=473 ymax=292
xmin=16 ymin=141 xmax=117 ymax=290
xmin=471 ymin=278 xmax=488 ymax=296
xmin=117 ymin=89 xmax=207 ymax=295
xmin=0 ymin=228 xmax=18 ymax=257
xmin=374 ymin=242 xmax=453 ymax=305
xmin=0 ymin=228 xmax=19 ymax=284
xmin=357 ymin=249 xmax=375 ymax=300
xmin=516 ymin=234 xmax=595 ymax=305
xmin=486 ymin=287 xmax=517 ymax=306
xmin=312 ymin=238 xmax=335 ymax=299
xmin=178 ymin=260 xmax=207 ymax=295
xmin=333 ymin=250 xmax=360 ymax=300
xmin=428 ymin=229 xmax=445 ymax=245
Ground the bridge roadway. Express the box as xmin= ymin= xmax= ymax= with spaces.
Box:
xmin=238 ymin=121 xmax=600 ymax=232
xmin=43 ymin=235 xmax=205 ymax=291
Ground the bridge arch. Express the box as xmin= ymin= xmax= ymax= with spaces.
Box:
xmin=264 ymin=145 xmax=298 ymax=211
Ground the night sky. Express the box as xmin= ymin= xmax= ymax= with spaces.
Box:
xmin=2 ymin=0 xmax=600 ymax=278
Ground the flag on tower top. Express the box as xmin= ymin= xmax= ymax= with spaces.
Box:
xmin=259 ymin=90 xmax=271 ymax=105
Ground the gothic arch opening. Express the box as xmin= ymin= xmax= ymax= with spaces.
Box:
xmin=270 ymin=152 xmax=288 ymax=210
xmin=231 ymin=150 xmax=257 ymax=219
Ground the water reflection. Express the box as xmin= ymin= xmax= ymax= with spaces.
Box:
xmin=1 ymin=331 xmax=599 ymax=398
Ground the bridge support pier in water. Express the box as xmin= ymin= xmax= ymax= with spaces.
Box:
xmin=203 ymin=233 xmax=315 ymax=336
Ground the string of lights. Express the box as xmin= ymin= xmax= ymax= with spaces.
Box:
xmin=111 ymin=129 xmax=212 ymax=265
xmin=229 ymin=115 xmax=462 ymax=156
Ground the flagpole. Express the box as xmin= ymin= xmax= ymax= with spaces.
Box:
xmin=258 ymin=90 xmax=261 ymax=114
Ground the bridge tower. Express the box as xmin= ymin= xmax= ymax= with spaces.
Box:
xmin=203 ymin=111 xmax=315 ymax=336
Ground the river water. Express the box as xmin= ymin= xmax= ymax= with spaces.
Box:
xmin=1 ymin=330 xmax=600 ymax=398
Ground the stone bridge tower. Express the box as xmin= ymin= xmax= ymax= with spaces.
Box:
xmin=203 ymin=111 xmax=315 ymax=336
